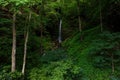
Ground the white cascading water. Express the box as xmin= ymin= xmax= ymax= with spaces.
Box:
xmin=58 ymin=19 xmax=62 ymax=44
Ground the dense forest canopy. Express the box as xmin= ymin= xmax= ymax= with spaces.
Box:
xmin=0 ymin=0 xmax=120 ymax=80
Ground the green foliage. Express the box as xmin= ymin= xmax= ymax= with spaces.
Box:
xmin=0 ymin=66 xmax=23 ymax=80
xmin=63 ymin=27 xmax=120 ymax=80
xmin=87 ymin=31 xmax=120 ymax=68
xmin=41 ymin=48 xmax=67 ymax=63
xmin=0 ymin=18 xmax=12 ymax=65
xmin=28 ymin=48 xmax=87 ymax=80
xmin=29 ymin=59 xmax=85 ymax=80
xmin=109 ymin=76 xmax=120 ymax=80
xmin=0 ymin=0 xmax=120 ymax=80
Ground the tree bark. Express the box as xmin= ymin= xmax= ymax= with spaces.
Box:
xmin=111 ymin=53 xmax=115 ymax=73
xmin=76 ymin=0 xmax=82 ymax=40
xmin=78 ymin=15 xmax=83 ymax=41
xmin=78 ymin=16 xmax=82 ymax=32
xmin=99 ymin=0 xmax=103 ymax=32
xmin=11 ymin=13 xmax=16 ymax=72
xmin=40 ymin=25 xmax=43 ymax=54
xmin=40 ymin=0 xmax=45 ymax=54
xmin=22 ymin=31 xmax=29 ymax=75
xmin=22 ymin=12 xmax=31 ymax=75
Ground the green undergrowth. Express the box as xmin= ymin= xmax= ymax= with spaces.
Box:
xmin=63 ymin=27 xmax=117 ymax=80
xmin=28 ymin=48 xmax=87 ymax=80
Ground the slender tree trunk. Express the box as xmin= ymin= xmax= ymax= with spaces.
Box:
xmin=40 ymin=0 xmax=45 ymax=54
xmin=22 ymin=31 xmax=29 ymax=75
xmin=76 ymin=0 xmax=82 ymax=40
xmin=22 ymin=12 xmax=31 ymax=75
xmin=11 ymin=13 xmax=16 ymax=72
xmin=99 ymin=0 xmax=103 ymax=32
xmin=111 ymin=53 xmax=115 ymax=73
xmin=40 ymin=25 xmax=43 ymax=54
xmin=100 ymin=9 xmax=103 ymax=32
xmin=78 ymin=16 xmax=83 ymax=41
xmin=77 ymin=3 xmax=82 ymax=32
xmin=78 ymin=15 xmax=82 ymax=32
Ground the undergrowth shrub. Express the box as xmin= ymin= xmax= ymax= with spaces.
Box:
xmin=41 ymin=48 xmax=67 ymax=63
xmin=29 ymin=49 xmax=88 ymax=80
xmin=87 ymin=31 xmax=120 ymax=69
xmin=29 ymin=59 xmax=87 ymax=80
xmin=0 ymin=66 xmax=23 ymax=80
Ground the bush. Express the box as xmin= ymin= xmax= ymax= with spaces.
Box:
xmin=28 ymin=47 xmax=89 ymax=80
xmin=0 ymin=66 xmax=23 ymax=80
xmin=41 ymin=48 xmax=67 ymax=63
xmin=29 ymin=59 xmax=86 ymax=80
xmin=87 ymin=31 xmax=120 ymax=68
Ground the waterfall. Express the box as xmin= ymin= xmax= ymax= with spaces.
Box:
xmin=58 ymin=19 xmax=62 ymax=44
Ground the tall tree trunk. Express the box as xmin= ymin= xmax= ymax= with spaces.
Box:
xmin=22 ymin=31 xmax=29 ymax=75
xmin=22 ymin=12 xmax=31 ymax=75
xmin=78 ymin=15 xmax=82 ymax=32
xmin=11 ymin=13 xmax=16 ymax=72
xmin=78 ymin=6 xmax=82 ymax=41
xmin=40 ymin=0 xmax=45 ymax=54
xmin=111 ymin=53 xmax=115 ymax=73
xmin=99 ymin=0 xmax=103 ymax=32
xmin=76 ymin=0 xmax=82 ymax=40
xmin=40 ymin=25 xmax=43 ymax=54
